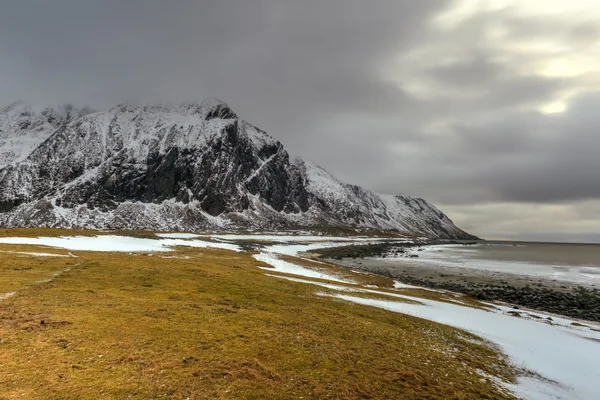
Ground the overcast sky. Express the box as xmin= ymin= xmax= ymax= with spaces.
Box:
xmin=1 ymin=0 xmax=599 ymax=242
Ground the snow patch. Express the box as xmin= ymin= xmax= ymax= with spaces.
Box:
xmin=254 ymin=252 xmax=353 ymax=283
xmin=393 ymin=281 xmax=427 ymax=290
xmin=267 ymin=274 xmax=424 ymax=304
xmin=0 ymin=292 xmax=16 ymax=301
xmin=156 ymin=233 xmax=200 ymax=239
xmin=15 ymin=251 xmax=70 ymax=257
xmin=212 ymin=234 xmax=374 ymax=243
xmin=322 ymin=293 xmax=600 ymax=400
xmin=0 ymin=235 xmax=240 ymax=253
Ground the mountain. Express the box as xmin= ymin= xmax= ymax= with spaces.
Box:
xmin=0 ymin=102 xmax=92 ymax=169
xmin=0 ymin=99 xmax=475 ymax=239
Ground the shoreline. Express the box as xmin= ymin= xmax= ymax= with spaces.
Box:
xmin=315 ymin=253 xmax=600 ymax=322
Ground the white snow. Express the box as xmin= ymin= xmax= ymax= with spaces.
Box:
xmin=321 ymin=293 xmax=600 ymax=400
xmin=264 ymin=274 xmax=356 ymax=292
xmin=0 ymin=233 xmax=360 ymax=255
xmin=393 ymin=281 xmax=426 ymax=290
xmin=0 ymin=292 xmax=16 ymax=301
xmin=506 ymin=376 xmax=572 ymax=400
xmin=391 ymin=244 xmax=600 ymax=285
xmin=250 ymin=240 xmax=394 ymax=283
xmin=251 ymin=239 xmax=429 ymax=285
xmin=294 ymin=157 xmax=463 ymax=236
xmin=156 ymin=233 xmax=200 ymax=239
xmin=252 ymin=238 xmax=600 ymax=399
xmin=266 ymin=274 xmax=425 ymax=304
xmin=161 ymin=238 xmax=240 ymax=252
xmin=254 ymin=252 xmax=353 ymax=283
xmin=2 ymin=232 xmax=597 ymax=399
xmin=0 ymin=98 xmax=469 ymax=238
xmin=0 ymin=249 xmax=70 ymax=257
xmin=14 ymin=251 xmax=70 ymax=257
xmin=0 ymin=103 xmax=59 ymax=168
xmin=0 ymin=235 xmax=240 ymax=253
xmin=245 ymin=147 xmax=282 ymax=183
xmin=160 ymin=255 xmax=191 ymax=259
xmin=211 ymin=234 xmax=374 ymax=243
xmin=489 ymin=303 xmax=598 ymax=332
xmin=0 ymin=102 xmax=92 ymax=169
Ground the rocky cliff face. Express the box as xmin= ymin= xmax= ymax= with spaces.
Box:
xmin=0 ymin=99 xmax=475 ymax=239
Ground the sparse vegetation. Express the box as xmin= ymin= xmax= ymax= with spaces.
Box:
xmin=0 ymin=229 xmax=518 ymax=399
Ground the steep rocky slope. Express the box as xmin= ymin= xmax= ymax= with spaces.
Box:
xmin=0 ymin=99 xmax=475 ymax=239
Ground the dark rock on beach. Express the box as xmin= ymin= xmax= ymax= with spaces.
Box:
xmin=321 ymin=248 xmax=600 ymax=322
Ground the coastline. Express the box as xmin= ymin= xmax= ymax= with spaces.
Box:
xmin=311 ymin=244 xmax=600 ymax=322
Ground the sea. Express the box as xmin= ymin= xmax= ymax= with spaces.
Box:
xmin=393 ymin=241 xmax=600 ymax=286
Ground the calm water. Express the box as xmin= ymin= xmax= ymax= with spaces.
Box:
xmin=396 ymin=241 xmax=600 ymax=285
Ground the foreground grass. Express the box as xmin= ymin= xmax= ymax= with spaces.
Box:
xmin=0 ymin=232 xmax=517 ymax=399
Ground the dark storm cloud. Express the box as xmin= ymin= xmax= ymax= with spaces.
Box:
xmin=440 ymin=93 xmax=600 ymax=204
xmin=0 ymin=0 xmax=599 ymax=240
xmin=344 ymin=92 xmax=600 ymax=206
xmin=0 ymin=0 xmax=444 ymax=108
xmin=491 ymin=94 xmax=600 ymax=203
xmin=293 ymin=4 xmax=600 ymax=209
xmin=0 ymin=0 xmax=445 ymax=152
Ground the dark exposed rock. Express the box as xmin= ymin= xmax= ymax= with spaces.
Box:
xmin=0 ymin=99 xmax=475 ymax=238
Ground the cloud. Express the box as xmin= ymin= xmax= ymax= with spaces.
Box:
xmin=442 ymin=200 xmax=600 ymax=243
xmin=0 ymin=0 xmax=598 ymax=240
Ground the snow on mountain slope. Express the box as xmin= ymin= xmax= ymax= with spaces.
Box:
xmin=296 ymin=159 xmax=471 ymax=238
xmin=0 ymin=98 xmax=474 ymax=239
xmin=0 ymin=102 xmax=93 ymax=169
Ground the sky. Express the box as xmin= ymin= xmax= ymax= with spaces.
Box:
xmin=1 ymin=0 xmax=599 ymax=242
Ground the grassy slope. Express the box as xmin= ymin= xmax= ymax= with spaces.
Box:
xmin=0 ymin=231 xmax=516 ymax=399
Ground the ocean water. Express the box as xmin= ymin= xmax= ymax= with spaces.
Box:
xmin=391 ymin=241 xmax=600 ymax=285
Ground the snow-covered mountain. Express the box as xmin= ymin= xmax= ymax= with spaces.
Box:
xmin=0 ymin=99 xmax=475 ymax=239
xmin=0 ymin=102 xmax=92 ymax=169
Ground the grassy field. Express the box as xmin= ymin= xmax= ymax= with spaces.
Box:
xmin=0 ymin=229 xmax=517 ymax=399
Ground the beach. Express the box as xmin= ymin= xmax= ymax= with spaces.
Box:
xmin=317 ymin=241 xmax=600 ymax=322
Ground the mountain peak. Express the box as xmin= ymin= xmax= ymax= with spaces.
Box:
xmin=0 ymin=98 xmax=474 ymax=239
xmin=0 ymin=102 xmax=83 ymax=117
xmin=107 ymin=98 xmax=238 ymax=121
xmin=199 ymin=97 xmax=228 ymax=109
xmin=1 ymin=101 xmax=31 ymax=113
xmin=200 ymin=98 xmax=237 ymax=120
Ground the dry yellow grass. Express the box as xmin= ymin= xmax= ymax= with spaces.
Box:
xmin=0 ymin=230 xmax=517 ymax=399
xmin=0 ymin=228 xmax=102 ymax=238
xmin=0 ymin=228 xmax=161 ymax=239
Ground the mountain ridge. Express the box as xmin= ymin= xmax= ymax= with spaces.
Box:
xmin=0 ymin=99 xmax=476 ymax=239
